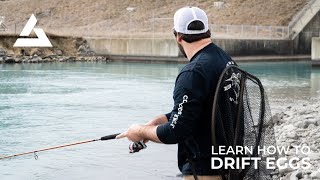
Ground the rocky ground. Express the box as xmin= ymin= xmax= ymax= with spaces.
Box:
xmin=0 ymin=49 xmax=109 ymax=63
xmin=0 ymin=54 xmax=108 ymax=63
xmin=0 ymin=46 xmax=108 ymax=64
xmin=272 ymin=99 xmax=320 ymax=180
xmin=0 ymin=34 xmax=110 ymax=64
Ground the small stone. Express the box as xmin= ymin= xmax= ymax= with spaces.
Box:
xmin=30 ymin=48 xmax=43 ymax=56
xmin=285 ymin=170 xmax=302 ymax=180
xmin=4 ymin=57 xmax=15 ymax=63
xmin=0 ymin=48 xmax=7 ymax=56
xmin=305 ymin=115 xmax=315 ymax=120
xmin=310 ymin=145 xmax=319 ymax=152
xmin=42 ymin=58 xmax=50 ymax=63
xmin=75 ymin=56 xmax=83 ymax=61
xmin=279 ymin=167 xmax=295 ymax=176
xmin=54 ymin=49 xmax=63 ymax=56
xmin=278 ymin=158 xmax=288 ymax=166
xmin=58 ymin=57 xmax=67 ymax=62
xmin=308 ymin=124 xmax=316 ymax=129
xmin=295 ymin=121 xmax=304 ymax=128
xmin=272 ymin=113 xmax=285 ymax=124
xmin=284 ymin=124 xmax=296 ymax=132
xmin=310 ymin=170 xmax=320 ymax=179
xmin=308 ymin=152 xmax=320 ymax=160
xmin=286 ymin=150 xmax=298 ymax=156
xmin=298 ymin=153 xmax=308 ymax=159
xmin=293 ymin=171 xmax=303 ymax=178
xmin=300 ymin=110 xmax=316 ymax=115
xmin=287 ymin=132 xmax=299 ymax=140
xmin=282 ymin=172 xmax=293 ymax=180
xmin=68 ymin=56 xmax=76 ymax=61
xmin=303 ymin=120 xmax=317 ymax=128
xmin=309 ymin=129 xmax=318 ymax=136
xmin=36 ymin=9 xmax=52 ymax=18
xmin=29 ymin=56 xmax=42 ymax=63
xmin=14 ymin=57 xmax=22 ymax=63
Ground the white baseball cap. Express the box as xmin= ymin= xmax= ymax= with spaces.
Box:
xmin=173 ymin=6 xmax=209 ymax=35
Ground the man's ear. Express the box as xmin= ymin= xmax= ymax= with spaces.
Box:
xmin=176 ymin=35 xmax=182 ymax=43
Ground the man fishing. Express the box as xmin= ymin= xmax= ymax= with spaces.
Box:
xmin=117 ymin=6 xmax=234 ymax=180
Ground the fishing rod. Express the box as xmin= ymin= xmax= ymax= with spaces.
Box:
xmin=0 ymin=133 xmax=147 ymax=160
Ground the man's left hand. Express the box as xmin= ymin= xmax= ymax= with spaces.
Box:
xmin=116 ymin=124 xmax=144 ymax=142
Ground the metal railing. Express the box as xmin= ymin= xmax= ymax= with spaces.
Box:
xmin=137 ymin=18 xmax=291 ymax=40
xmin=0 ymin=16 xmax=6 ymax=31
xmin=210 ymin=24 xmax=290 ymax=39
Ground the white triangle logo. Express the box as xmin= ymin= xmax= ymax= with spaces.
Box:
xmin=13 ymin=14 xmax=52 ymax=47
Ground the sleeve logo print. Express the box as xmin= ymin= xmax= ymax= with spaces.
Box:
xmin=170 ymin=95 xmax=188 ymax=128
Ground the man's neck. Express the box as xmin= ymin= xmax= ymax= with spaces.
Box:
xmin=184 ymin=38 xmax=212 ymax=60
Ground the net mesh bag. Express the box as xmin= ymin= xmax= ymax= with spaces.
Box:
xmin=211 ymin=65 xmax=278 ymax=180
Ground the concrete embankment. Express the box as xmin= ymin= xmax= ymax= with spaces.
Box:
xmin=311 ymin=37 xmax=320 ymax=60
xmin=0 ymin=34 xmax=312 ymax=64
xmin=312 ymin=37 xmax=320 ymax=67
xmin=106 ymin=54 xmax=310 ymax=64
xmin=84 ymin=37 xmax=311 ymax=63
xmin=85 ymin=37 xmax=298 ymax=57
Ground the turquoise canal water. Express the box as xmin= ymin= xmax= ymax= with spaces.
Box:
xmin=0 ymin=61 xmax=319 ymax=180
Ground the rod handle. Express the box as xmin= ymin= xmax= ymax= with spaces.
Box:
xmin=100 ymin=133 xmax=120 ymax=141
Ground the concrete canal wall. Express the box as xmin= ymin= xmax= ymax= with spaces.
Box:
xmin=312 ymin=37 xmax=320 ymax=60
xmin=85 ymin=10 xmax=320 ymax=57
xmin=294 ymin=11 xmax=320 ymax=54
xmin=85 ymin=38 xmax=179 ymax=57
xmin=85 ymin=37 xmax=295 ymax=57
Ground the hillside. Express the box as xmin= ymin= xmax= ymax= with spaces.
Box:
xmin=0 ymin=0 xmax=309 ymax=37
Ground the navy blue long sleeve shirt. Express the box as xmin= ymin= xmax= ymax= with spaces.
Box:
xmin=157 ymin=43 xmax=233 ymax=175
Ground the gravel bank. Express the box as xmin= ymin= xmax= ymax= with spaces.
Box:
xmin=272 ymin=97 xmax=320 ymax=180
